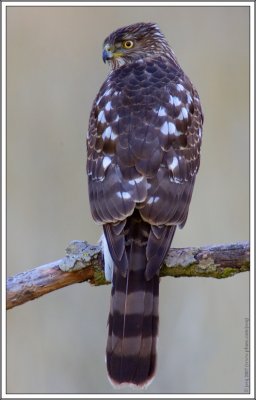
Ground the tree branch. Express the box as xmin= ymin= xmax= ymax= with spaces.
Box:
xmin=7 ymin=240 xmax=250 ymax=310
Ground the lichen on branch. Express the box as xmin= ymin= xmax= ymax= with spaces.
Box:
xmin=6 ymin=240 xmax=249 ymax=310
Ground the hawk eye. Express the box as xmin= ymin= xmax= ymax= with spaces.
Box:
xmin=122 ymin=40 xmax=134 ymax=49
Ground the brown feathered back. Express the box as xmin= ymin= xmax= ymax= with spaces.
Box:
xmin=87 ymin=22 xmax=203 ymax=387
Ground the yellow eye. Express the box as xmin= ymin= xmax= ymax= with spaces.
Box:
xmin=123 ymin=40 xmax=134 ymax=49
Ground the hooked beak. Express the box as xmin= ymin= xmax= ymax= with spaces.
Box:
xmin=102 ymin=46 xmax=114 ymax=63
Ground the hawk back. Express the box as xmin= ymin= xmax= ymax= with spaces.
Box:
xmin=87 ymin=22 xmax=203 ymax=388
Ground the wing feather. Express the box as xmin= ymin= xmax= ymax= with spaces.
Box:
xmin=87 ymin=56 xmax=203 ymax=277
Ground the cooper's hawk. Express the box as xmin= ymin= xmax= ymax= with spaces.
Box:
xmin=87 ymin=22 xmax=203 ymax=387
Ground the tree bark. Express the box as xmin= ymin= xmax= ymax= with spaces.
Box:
xmin=6 ymin=240 xmax=250 ymax=310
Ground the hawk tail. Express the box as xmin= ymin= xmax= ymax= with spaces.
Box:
xmin=106 ymin=240 xmax=159 ymax=388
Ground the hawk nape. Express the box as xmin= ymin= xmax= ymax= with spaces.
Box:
xmin=87 ymin=22 xmax=203 ymax=388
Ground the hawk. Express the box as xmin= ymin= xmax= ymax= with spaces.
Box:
xmin=87 ymin=22 xmax=203 ymax=388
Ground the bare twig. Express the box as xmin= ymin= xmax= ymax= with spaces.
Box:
xmin=7 ymin=240 xmax=249 ymax=310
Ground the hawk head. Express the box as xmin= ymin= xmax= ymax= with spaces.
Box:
xmin=102 ymin=22 xmax=171 ymax=69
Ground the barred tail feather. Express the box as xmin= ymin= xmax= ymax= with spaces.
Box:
xmin=106 ymin=241 xmax=159 ymax=387
xmin=103 ymin=212 xmax=175 ymax=387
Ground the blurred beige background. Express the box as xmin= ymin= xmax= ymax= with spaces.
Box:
xmin=6 ymin=5 xmax=249 ymax=395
